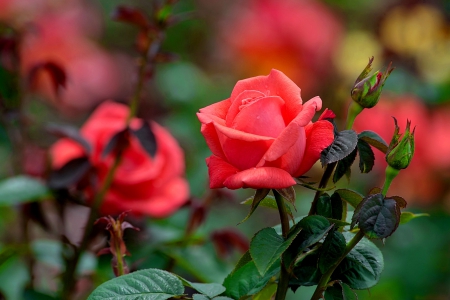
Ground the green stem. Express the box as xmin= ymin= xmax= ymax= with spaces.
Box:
xmin=345 ymin=101 xmax=364 ymax=130
xmin=274 ymin=190 xmax=290 ymax=300
xmin=61 ymin=155 xmax=123 ymax=299
xmin=115 ymin=243 xmax=126 ymax=276
xmin=126 ymin=34 xmax=162 ymax=125
xmin=381 ymin=165 xmax=399 ymax=197
xmin=308 ymin=162 xmax=337 ymax=216
xmin=310 ymin=230 xmax=365 ymax=300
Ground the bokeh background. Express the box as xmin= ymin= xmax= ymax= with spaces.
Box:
xmin=0 ymin=0 xmax=450 ymax=299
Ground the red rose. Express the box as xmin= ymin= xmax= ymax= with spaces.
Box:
xmin=50 ymin=101 xmax=189 ymax=217
xmin=197 ymin=69 xmax=334 ymax=189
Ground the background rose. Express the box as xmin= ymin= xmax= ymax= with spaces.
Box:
xmin=19 ymin=6 xmax=134 ymax=112
xmin=197 ymin=69 xmax=334 ymax=190
xmin=218 ymin=0 xmax=342 ymax=95
xmin=50 ymin=101 xmax=189 ymax=217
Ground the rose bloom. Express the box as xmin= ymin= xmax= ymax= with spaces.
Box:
xmin=197 ymin=69 xmax=335 ymax=190
xmin=219 ymin=0 xmax=342 ymax=93
xmin=50 ymin=101 xmax=189 ymax=217
xmin=353 ymin=95 xmax=447 ymax=204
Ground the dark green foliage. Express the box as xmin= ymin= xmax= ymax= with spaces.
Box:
xmin=321 ymin=130 xmax=358 ymax=166
xmin=333 ymin=233 xmax=384 ymax=290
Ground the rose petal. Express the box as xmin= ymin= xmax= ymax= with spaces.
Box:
xmin=263 ymin=127 xmax=307 ymax=175
xmin=223 ymin=167 xmax=296 ymax=189
xmin=290 ymin=96 xmax=322 ymax=127
xmin=206 ymin=155 xmax=240 ymax=189
xmin=229 ymin=70 xmax=303 ymax=122
xmin=294 ymin=120 xmax=334 ymax=177
xmin=50 ymin=138 xmax=86 ymax=169
xmin=102 ymin=177 xmax=189 ymax=217
xmin=215 ymin=122 xmax=274 ymax=170
xmin=260 ymin=121 xmax=301 ymax=163
xmin=226 ymin=90 xmax=266 ymax=126
xmin=232 ymin=96 xmax=285 ymax=138
xmin=199 ymin=98 xmax=232 ymax=119
xmin=197 ymin=112 xmax=226 ymax=126
xmin=199 ymin=122 xmax=227 ymax=160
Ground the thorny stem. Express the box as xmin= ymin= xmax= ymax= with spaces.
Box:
xmin=61 ymin=17 xmax=160 ymax=298
xmin=274 ymin=190 xmax=290 ymax=300
xmin=115 ymin=239 xmax=126 ymax=277
xmin=310 ymin=230 xmax=365 ymax=300
xmin=61 ymin=155 xmax=123 ymax=299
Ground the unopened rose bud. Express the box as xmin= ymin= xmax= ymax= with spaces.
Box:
xmin=351 ymin=57 xmax=394 ymax=109
xmin=385 ymin=118 xmax=415 ymax=170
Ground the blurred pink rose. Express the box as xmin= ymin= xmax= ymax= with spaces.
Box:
xmin=220 ymin=0 xmax=342 ymax=93
xmin=50 ymin=101 xmax=189 ymax=217
xmin=19 ymin=8 xmax=133 ymax=112
xmin=354 ymin=95 xmax=450 ymax=204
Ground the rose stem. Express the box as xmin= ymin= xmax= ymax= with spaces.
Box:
xmin=61 ymin=16 xmax=161 ymax=298
xmin=61 ymin=155 xmax=123 ymax=298
xmin=310 ymin=230 xmax=365 ymax=300
xmin=274 ymin=190 xmax=290 ymax=300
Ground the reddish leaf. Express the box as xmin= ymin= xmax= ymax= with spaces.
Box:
xmin=28 ymin=61 xmax=66 ymax=96
xmin=102 ymin=128 xmax=130 ymax=158
xmin=48 ymin=156 xmax=91 ymax=190
xmin=47 ymin=123 xmax=92 ymax=154
xmin=112 ymin=6 xmax=151 ymax=30
xmin=186 ymin=201 xmax=207 ymax=234
xmin=211 ymin=228 xmax=249 ymax=258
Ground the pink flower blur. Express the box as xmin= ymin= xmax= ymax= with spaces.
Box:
xmin=220 ymin=0 xmax=343 ymax=93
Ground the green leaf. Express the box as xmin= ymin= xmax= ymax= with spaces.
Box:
xmin=399 ymin=212 xmax=429 ymax=224
xmin=193 ymin=294 xmax=209 ymax=300
xmin=23 ymin=289 xmax=57 ymax=300
xmin=241 ymin=195 xmax=293 ymax=218
xmin=284 ymin=216 xmax=333 ymax=270
xmin=239 ymin=189 xmax=271 ymax=224
xmin=231 ymin=251 xmax=252 ymax=275
xmin=317 ymin=193 xmax=332 ymax=218
xmin=358 ymin=131 xmax=388 ymax=153
xmin=223 ymin=259 xmax=279 ymax=299
xmin=213 ymin=297 xmax=234 ymax=300
xmin=334 ymin=189 xmax=364 ymax=208
xmin=324 ymin=282 xmax=358 ymax=300
xmin=290 ymin=252 xmax=322 ymax=286
xmin=252 ymin=282 xmax=277 ymax=300
xmin=353 ymin=193 xmax=400 ymax=239
xmin=0 ymin=176 xmax=49 ymax=206
xmin=326 ymin=218 xmax=350 ymax=227
xmin=319 ymin=230 xmax=346 ymax=273
xmin=177 ymin=277 xmax=225 ymax=298
xmin=87 ymin=268 xmax=184 ymax=300
xmin=317 ymin=193 xmax=344 ymax=220
xmin=334 ymin=232 xmax=384 ymax=290
xmin=333 ymin=148 xmax=357 ymax=183
xmin=357 ymin=139 xmax=375 ymax=173
xmin=321 ymin=130 xmax=358 ymax=166
xmin=250 ymin=226 xmax=301 ymax=276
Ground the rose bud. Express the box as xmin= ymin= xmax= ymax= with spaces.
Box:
xmin=351 ymin=57 xmax=394 ymax=109
xmin=197 ymin=69 xmax=334 ymax=190
xmin=386 ymin=118 xmax=415 ymax=170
